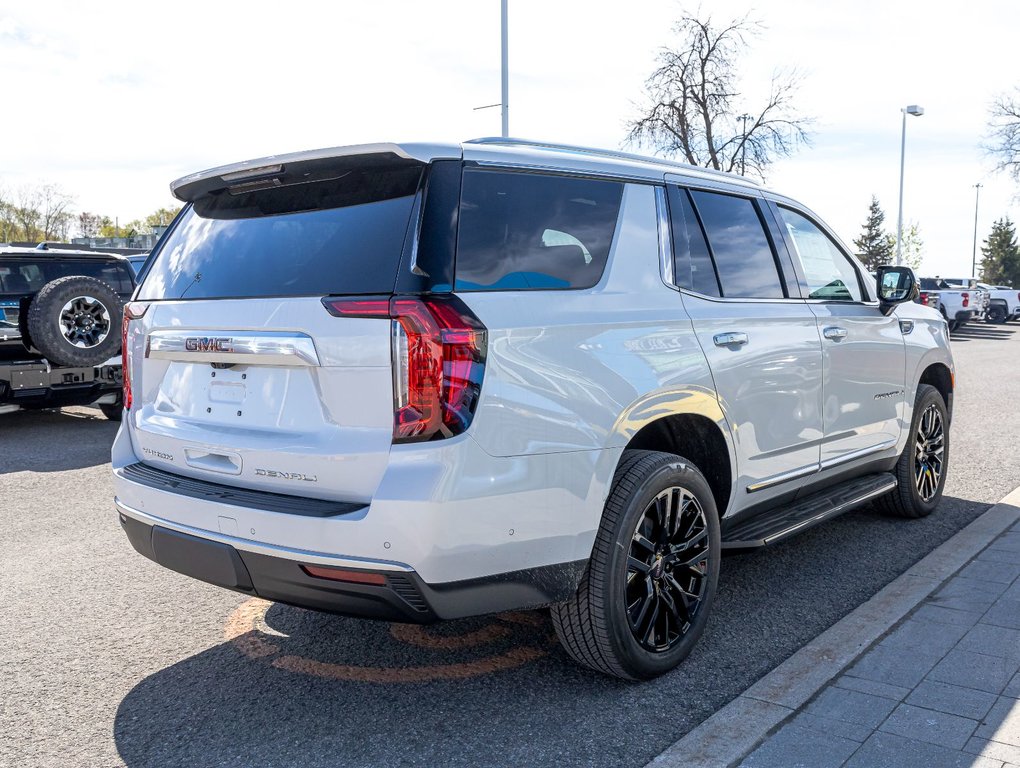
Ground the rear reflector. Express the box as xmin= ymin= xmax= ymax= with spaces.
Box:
xmin=961 ymin=292 xmax=969 ymax=307
xmin=300 ymin=565 xmax=388 ymax=586
xmin=323 ymin=295 xmax=487 ymax=444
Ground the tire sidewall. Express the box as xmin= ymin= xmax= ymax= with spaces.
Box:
xmin=903 ymin=386 xmax=950 ymax=514
xmin=27 ymin=277 xmax=123 ymax=367
xmin=603 ymin=457 xmax=721 ymax=679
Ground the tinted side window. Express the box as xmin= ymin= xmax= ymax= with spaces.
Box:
xmin=777 ymin=207 xmax=862 ymax=302
xmin=456 ymin=170 xmax=624 ymax=291
xmin=690 ymin=191 xmax=785 ymax=299
xmin=667 ymin=186 xmax=720 ymax=297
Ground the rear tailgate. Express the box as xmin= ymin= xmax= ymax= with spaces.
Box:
xmin=126 ymin=298 xmax=393 ymax=502
xmin=123 ymin=144 xmax=456 ymax=503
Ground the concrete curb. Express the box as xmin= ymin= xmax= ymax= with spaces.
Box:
xmin=646 ymin=486 xmax=1020 ymax=768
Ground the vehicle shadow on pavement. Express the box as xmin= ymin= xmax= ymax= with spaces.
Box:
xmin=0 ymin=406 xmax=117 ymax=474
xmin=949 ymin=323 xmax=1017 ymax=343
xmin=111 ymin=494 xmax=990 ymax=768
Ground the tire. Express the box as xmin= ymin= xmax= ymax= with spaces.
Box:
xmin=947 ymin=320 xmax=959 ymax=332
xmin=551 ymin=450 xmax=721 ymax=680
xmin=99 ymin=402 xmax=123 ymax=421
xmin=874 ymin=384 xmax=949 ymax=519
xmin=27 ymin=276 xmax=123 ymax=367
xmin=987 ymin=304 xmax=1008 ymax=324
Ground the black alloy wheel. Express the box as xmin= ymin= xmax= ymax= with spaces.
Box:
xmin=626 ymin=486 xmax=710 ymax=652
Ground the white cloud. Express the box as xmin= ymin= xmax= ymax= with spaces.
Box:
xmin=1 ymin=0 xmax=1017 ymax=276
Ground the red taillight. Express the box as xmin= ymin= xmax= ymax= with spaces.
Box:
xmin=961 ymin=292 xmax=969 ymax=307
xmin=323 ymin=295 xmax=487 ymax=443
xmin=918 ymin=291 xmax=929 ymax=305
xmin=122 ymin=302 xmax=149 ymax=410
xmin=300 ymin=564 xmax=387 ymax=585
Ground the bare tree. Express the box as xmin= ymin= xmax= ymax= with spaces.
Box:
xmin=988 ymin=88 xmax=1020 ymax=183
xmin=78 ymin=211 xmax=102 ymax=238
xmin=38 ymin=183 xmax=74 ymax=241
xmin=626 ymin=13 xmax=810 ymax=178
xmin=14 ymin=186 xmax=42 ymax=243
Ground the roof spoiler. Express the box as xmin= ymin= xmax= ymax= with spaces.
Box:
xmin=171 ymin=142 xmax=461 ymax=203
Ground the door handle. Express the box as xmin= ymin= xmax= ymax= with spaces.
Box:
xmin=823 ymin=326 xmax=848 ymax=341
xmin=713 ymin=331 xmax=748 ymax=347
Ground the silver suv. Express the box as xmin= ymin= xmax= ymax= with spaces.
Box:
xmin=114 ymin=139 xmax=954 ymax=680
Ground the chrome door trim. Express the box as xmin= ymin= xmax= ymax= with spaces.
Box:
xmin=746 ymin=462 xmax=819 ymax=493
xmin=146 ymin=330 xmax=320 ymax=366
xmin=819 ymin=439 xmax=897 ymax=471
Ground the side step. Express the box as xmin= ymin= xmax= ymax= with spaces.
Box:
xmin=721 ymin=473 xmax=897 ymax=551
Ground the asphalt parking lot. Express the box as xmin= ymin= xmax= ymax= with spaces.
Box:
xmin=2 ymin=321 xmax=1018 ymax=768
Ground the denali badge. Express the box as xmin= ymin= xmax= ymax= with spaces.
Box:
xmin=255 ymin=469 xmax=317 ymax=482
xmin=185 ymin=337 xmax=234 ymax=353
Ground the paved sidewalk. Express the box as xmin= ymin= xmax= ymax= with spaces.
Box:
xmin=650 ymin=488 xmax=1020 ymax=768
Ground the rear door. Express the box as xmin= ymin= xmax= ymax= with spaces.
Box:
xmin=125 ymin=153 xmax=430 ymax=503
xmin=769 ymin=203 xmax=906 ymax=468
xmin=668 ymin=184 xmax=823 ymax=508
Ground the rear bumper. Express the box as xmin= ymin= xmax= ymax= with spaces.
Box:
xmin=118 ymin=501 xmax=585 ymax=623
xmin=0 ymin=360 xmax=120 ymax=409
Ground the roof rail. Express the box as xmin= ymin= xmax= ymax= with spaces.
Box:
xmin=466 ymin=137 xmax=761 ymax=188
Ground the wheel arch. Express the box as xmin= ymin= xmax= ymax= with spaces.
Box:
xmin=917 ymin=361 xmax=954 ymax=421
xmin=605 ymin=388 xmax=736 ymax=519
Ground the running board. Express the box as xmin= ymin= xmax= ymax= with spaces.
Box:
xmin=721 ymin=473 xmax=897 ymax=551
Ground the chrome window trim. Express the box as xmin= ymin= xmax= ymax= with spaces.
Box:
xmin=654 ymin=185 xmax=675 ymax=289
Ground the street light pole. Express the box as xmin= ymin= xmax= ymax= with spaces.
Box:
xmin=971 ymin=183 xmax=983 ymax=277
xmin=739 ymin=114 xmax=752 ymax=176
xmin=501 ymin=0 xmax=508 ymax=137
xmin=896 ymin=104 xmax=924 ymax=266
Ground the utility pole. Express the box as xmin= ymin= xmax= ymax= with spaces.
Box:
xmin=739 ymin=114 xmax=752 ymax=175
xmin=971 ymin=183 xmax=982 ymax=277
xmin=501 ymin=0 xmax=509 ymax=137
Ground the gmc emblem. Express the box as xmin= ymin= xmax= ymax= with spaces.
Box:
xmin=185 ymin=337 xmax=233 ymax=353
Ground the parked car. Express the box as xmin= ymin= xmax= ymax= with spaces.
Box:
xmin=0 ymin=245 xmax=133 ymax=419
xmin=113 ymin=139 xmax=954 ymax=679
xmin=974 ymin=282 xmax=1020 ymax=323
xmin=126 ymin=253 xmax=149 ymax=277
xmin=918 ymin=277 xmax=974 ymax=331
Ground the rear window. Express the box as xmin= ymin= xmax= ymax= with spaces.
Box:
xmin=690 ymin=191 xmax=785 ymax=299
xmin=455 ymin=170 xmax=624 ymax=291
xmin=0 ymin=260 xmax=133 ymax=295
xmin=137 ymin=166 xmax=421 ymax=300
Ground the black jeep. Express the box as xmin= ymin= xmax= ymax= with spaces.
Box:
xmin=0 ymin=245 xmax=135 ymax=420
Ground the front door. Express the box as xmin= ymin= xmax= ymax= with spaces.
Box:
xmin=771 ymin=203 xmax=906 ymax=468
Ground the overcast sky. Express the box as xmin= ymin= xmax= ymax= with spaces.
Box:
xmin=2 ymin=0 xmax=1017 ymax=277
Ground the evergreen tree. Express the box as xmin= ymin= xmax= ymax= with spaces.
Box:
xmin=980 ymin=216 xmax=1020 ymax=287
xmin=853 ymin=196 xmax=895 ymax=271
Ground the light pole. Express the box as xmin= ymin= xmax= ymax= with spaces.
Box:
xmin=895 ymin=104 xmax=924 ymax=265
xmin=501 ymin=0 xmax=508 ymax=137
xmin=971 ymin=183 xmax=982 ymax=277
xmin=738 ymin=114 xmax=752 ymax=175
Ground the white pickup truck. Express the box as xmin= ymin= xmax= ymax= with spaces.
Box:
xmin=918 ymin=277 xmax=976 ymax=331
xmin=975 ymin=282 xmax=1020 ymax=323
xmin=943 ymin=278 xmax=990 ymax=322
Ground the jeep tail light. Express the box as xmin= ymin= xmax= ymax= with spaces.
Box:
xmin=961 ymin=292 xmax=969 ymax=308
xmin=323 ymin=295 xmax=487 ymax=443
xmin=122 ymin=302 xmax=149 ymax=410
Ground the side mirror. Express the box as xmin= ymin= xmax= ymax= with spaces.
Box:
xmin=876 ymin=266 xmax=918 ymax=315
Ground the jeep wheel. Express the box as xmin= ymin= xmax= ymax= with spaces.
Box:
xmin=875 ymin=384 xmax=949 ymax=519
xmin=551 ymin=450 xmax=721 ymax=680
xmin=27 ymin=276 xmax=123 ymax=367
xmin=987 ymin=304 xmax=1008 ymax=324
